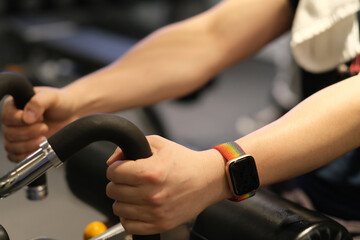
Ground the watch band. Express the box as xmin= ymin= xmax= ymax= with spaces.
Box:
xmin=213 ymin=141 xmax=257 ymax=202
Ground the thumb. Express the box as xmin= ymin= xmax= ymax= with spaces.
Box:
xmin=23 ymin=100 xmax=45 ymax=124
xmin=22 ymin=88 xmax=56 ymax=124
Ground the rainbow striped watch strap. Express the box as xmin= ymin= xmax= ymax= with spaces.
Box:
xmin=213 ymin=141 xmax=246 ymax=159
xmin=213 ymin=141 xmax=256 ymax=202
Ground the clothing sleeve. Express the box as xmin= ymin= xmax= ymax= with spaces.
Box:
xmin=290 ymin=0 xmax=360 ymax=73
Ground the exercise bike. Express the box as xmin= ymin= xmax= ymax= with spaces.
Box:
xmin=0 ymin=72 xmax=353 ymax=240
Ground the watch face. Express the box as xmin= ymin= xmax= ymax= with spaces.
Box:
xmin=228 ymin=155 xmax=259 ymax=196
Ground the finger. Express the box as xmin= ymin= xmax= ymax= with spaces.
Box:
xmin=7 ymin=152 xmax=36 ymax=163
xmin=106 ymin=136 xmax=166 ymax=182
xmin=106 ymin=160 xmax=145 ymax=185
xmin=2 ymin=123 xmax=48 ymax=142
xmin=4 ymin=136 xmax=46 ymax=155
xmin=106 ymin=147 xmax=125 ymax=165
xmin=106 ymin=182 xmax=150 ymax=205
xmin=107 ymin=156 xmax=167 ymax=189
xmin=112 ymin=201 xmax=155 ymax=222
xmin=1 ymin=97 xmax=25 ymax=126
xmin=120 ymin=217 xmax=170 ymax=235
xmin=22 ymin=89 xmax=52 ymax=124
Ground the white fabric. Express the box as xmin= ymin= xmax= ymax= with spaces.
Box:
xmin=291 ymin=0 xmax=360 ymax=73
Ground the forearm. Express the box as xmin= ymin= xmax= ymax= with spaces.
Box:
xmin=63 ymin=0 xmax=293 ymax=117
xmin=64 ymin=16 xmax=226 ymax=117
xmin=235 ymin=75 xmax=360 ymax=186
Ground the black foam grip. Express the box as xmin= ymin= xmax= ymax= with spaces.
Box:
xmin=191 ymin=189 xmax=351 ymax=240
xmin=0 ymin=72 xmax=35 ymax=109
xmin=47 ymin=114 xmax=159 ymax=240
xmin=0 ymin=72 xmax=46 ymax=189
xmin=48 ymin=114 xmax=152 ymax=161
xmin=0 ymin=225 xmax=9 ymax=240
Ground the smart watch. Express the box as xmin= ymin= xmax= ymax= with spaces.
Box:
xmin=213 ymin=141 xmax=259 ymax=202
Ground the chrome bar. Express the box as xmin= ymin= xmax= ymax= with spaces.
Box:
xmin=90 ymin=223 xmax=130 ymax=240
xmin=0 ymin=140 xmax=62 ymax=199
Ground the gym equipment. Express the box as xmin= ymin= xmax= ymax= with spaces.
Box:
xmin=0 ymin=224 xmax=9 ymax=240
xmin=0 ymin=113 xmax=160 ymax=240
xmin=83 ymin=221 xmax=108 ymax=240
xmin=0 ymin=71 xmax=47 ymax=200
xmin=65 ymin=141 xmax=355 ymax=239
xmin=191 ymin=189 xmax=352 ymax=240
xmin=65 ymin=146 xmax=354 ymax=239
xmin=75 ymin=188 xmax=353 ymax=239
xmin=0 ymin=72 xmax=353 ymax=239
xmin=0 ymin=113 xmax=354 ymax=239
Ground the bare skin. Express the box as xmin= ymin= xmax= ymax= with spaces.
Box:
xmin=1 ymin=0 xmax=293 ymax=162
xmin=7 ymin=0 xmax=355 ymax=236
xmin=106 ymin=74 xmax=360 ymax=234
xmin=2 ymin=0 xmax=358 ymax=235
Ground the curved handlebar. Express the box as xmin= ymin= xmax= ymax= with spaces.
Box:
xmin=0 ymin=77 xmax=160 ymax=239
xmin=48 ymin=114 xmax=152 ymax=161
xmin=0 ymin=71 xmax=47 ymax=200
xmin=0 ymin=71 xmax=34 ymax=109
xmin=49 ymin=114 xmax=159 ymax=240
xmin=0 ymin=224 xmax=9 ymax=240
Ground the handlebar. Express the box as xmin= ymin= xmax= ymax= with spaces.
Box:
xmin=0 ymin=71 xmax=47 ymax=200
xmin=0 ymin=114 xmax=160 ymax=240
xmin=48 ymin=114 xmax=159 ymax=240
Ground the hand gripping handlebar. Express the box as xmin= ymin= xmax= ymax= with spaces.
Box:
xmin=0 ymin=71 xmax=48 ymax=200
xmin=0 ymin=113 xmax=160 ymax=240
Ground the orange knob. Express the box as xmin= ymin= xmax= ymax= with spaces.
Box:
xmin=84 ymin=221 xmax=108 ymax=240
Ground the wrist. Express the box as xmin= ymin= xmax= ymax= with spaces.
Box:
xmin=63 ymin=81 xmax=101 ymax=118
xmin=55 ymin=88 xmax=81 ymax=120
xmin=204 ymin=149 xmax=234 ymax=202
xmin=212 ymin=141 xmax=259 ymax=202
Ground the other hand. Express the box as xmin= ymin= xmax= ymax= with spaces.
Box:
xmin=106 ymin=135 xmax=232 ymax=235
xmin=2 ymin=86 xmax=78 ymax=162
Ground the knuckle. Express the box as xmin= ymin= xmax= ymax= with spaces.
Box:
xmin=145 ymin=194 xmax=161 ymax=206
xmin=140 ymin=167 xmax=164 ymax=184
xmin=147 ymin=135 xmax=163 ymax=141
xmin=144 ymin=191 xmax=169 ymax=206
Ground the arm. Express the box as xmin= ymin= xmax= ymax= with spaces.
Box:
xmin=65 ymin=0 xmax=293 ymax=115
xmin=106 ymin=74 xmax=360 ymax=234
xmin=2 ymin=0 xmax=293 ymax=162
xmin=237 ymin=74 xmax=360 ymax=186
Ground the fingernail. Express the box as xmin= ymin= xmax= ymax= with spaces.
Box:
xmin=106 ymin=158 xmax=113 ymax=165
xmin=24 ymin=110 xmax=37 ymax=124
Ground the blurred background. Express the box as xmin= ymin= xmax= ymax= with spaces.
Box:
xmin=0 ymin=1 xmax=299 ymax=239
